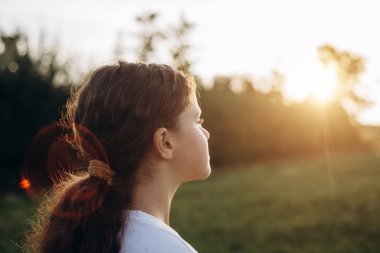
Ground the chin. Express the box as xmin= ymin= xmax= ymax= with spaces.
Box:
xmin=199 ymin=164 xmax=212 ymax=180
xmin=184 ymin=165 xmax=211 ymax=183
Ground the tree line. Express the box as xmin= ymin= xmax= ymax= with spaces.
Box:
xmin=0 ymin=13 xmax=370 ymax=193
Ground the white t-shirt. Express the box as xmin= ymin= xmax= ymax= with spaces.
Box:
xmin=119 ymin=210 xmax=198 ymax=253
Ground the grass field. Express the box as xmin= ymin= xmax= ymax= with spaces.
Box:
xmin=171 ymin=152 xmax=380 ymax=253
xmin=1 ymin=152 xmax=380 ymax=253
xmin=0 ymin=193 xmax=36 ymax=253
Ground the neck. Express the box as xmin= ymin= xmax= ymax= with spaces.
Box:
xmin=129 ymin=169 xmax=180 ymax=226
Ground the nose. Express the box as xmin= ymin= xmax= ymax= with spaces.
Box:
xmin=202 ymin=127 xmax=210 ymax=140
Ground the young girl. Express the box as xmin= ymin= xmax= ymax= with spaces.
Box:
xmin=26 ymin=61 xmax=211 ymax=253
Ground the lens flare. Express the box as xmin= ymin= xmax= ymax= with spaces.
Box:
xmin=20 ymin=177 xmax=31 ymax=190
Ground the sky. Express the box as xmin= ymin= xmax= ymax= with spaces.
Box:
xmin=1 ymin=0 xmax=380 ymax=125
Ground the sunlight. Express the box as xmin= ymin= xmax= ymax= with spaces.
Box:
xmin=310 ymin=63 xmax=337 ymax=103
xmin=283 ymin=57 xmax=337 ymax=103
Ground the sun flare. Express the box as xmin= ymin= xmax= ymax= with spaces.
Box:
xmin=283 ymin=59 xmax=337 ymax=103
xmin=309 ymin=63 xmax=337 ymax=102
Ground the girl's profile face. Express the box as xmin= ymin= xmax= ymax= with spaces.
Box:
xmin=171 ymin=89 xmax=211 ymax=182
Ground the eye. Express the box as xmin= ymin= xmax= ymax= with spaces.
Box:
xmin=197 ymin=118 xmax=204 ymax=125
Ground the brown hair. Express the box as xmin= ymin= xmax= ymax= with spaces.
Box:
xmin=24 ymin=61 xmax=196 ymax=253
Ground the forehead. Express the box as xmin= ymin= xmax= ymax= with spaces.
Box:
xmin=176 ymin=91 xmax=200 ymax=132
xmin=179 ymin=91 xmax=200 ymax=121
xmin=188 ymin=91 xmax=201 ymax=114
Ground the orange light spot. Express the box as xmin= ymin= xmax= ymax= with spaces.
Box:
xmin=20 ymin=178 xmax=31 ymax=190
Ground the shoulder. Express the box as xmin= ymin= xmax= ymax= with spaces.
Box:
xmin=119 ymin=210 xmax=198 ymax=253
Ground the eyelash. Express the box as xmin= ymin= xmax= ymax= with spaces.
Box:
xmin=197 ymin=118 xmax=204 ymax=125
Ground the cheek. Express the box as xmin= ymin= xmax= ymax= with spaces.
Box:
xmin=172 ymin=126 xmax=211 ymax=181
xmin=191 ymin=127 xmax=209 ymax=156
xmin=176 ymin=127 xmax=207 ymax=161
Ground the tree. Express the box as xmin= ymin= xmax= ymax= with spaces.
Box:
xmin=317 ymin=44 xmax=368 ymax=114
xmin=167 ymin=14 xmax=195 ymax=74
xmin=124 ymin=11 xmax=196 ymax=74
xmin=0 ymin=31 xmax=71 ymax=193
xmin=135 ymin=12 xmax=165 ymax=62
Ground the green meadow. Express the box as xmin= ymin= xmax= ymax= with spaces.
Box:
xmin=172 ymin=152 xmax=380 ymax=253
xmin=0 ymin=194 xmax=36 ymax=253
xmin=1 ymin=152 xmax=380 ymax=253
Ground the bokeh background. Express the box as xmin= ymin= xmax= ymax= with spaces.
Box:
xmin=1 ymin=0 xmax=380 ymax=252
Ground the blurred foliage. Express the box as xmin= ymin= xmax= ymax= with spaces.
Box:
xmin=167 ymin=14 xmax=195 ymax=73
xmin=199 ymin=75 xmax=368 ymax=166
xmin=318 ymin=45 xmax=365 ymax=90
xmin=135 ymin=12 xmax=166 ymax=62
xmin=0 ymin=32 xmax=71 ymax=194
xmin=133 ymin=11 xmax=195 ymax=74
xmin=0 ymin=14 xmax=372 ymax=194
xmin=318 ymin=45 xmax=369 ymax=112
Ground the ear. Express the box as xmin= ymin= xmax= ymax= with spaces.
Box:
xmin=152 ymin=127 xmax=175 ymax=160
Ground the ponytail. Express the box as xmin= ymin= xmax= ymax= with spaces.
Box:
xmin=26 ymin=167 xmax=125 ymax=253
